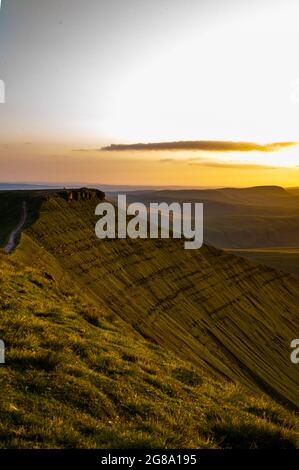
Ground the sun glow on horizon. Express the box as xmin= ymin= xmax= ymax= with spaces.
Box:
xmin=98 ymin=2 xmax=299 ymax=148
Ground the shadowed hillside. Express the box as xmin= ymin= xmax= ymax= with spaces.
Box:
xmin=287 ymin=188 xmax=299 ymax=197
xmin=118 ymin=186 xmax=299 ymax=247
xmin=229 ymin=248 xmax=299 ymax=276
xmin=0 ymin=188 xmax=105 ymax=249
xmin=123 ymin=186 xmax=299 ymax=216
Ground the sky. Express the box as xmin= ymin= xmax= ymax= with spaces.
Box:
xmin=0 ymin=0 xmax=299 ymax=186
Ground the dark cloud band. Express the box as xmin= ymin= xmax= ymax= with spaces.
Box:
xmin=102 ymin=141 xmax=297 ymax=152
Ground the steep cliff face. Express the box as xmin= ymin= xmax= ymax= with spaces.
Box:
xmin=10 ymin=191 xmax=299 ymax=410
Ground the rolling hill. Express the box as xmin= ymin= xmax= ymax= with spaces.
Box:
xmin=287 ymin=188 xmax=299 ymax=197
xmin=230 ymin=247 xmax=299 ymax=276
xmin=1 ymin=188 xmax=299 ymax=448
xmin=115 ymin=186 xmax=299 ymax=274
xmin=121 ymin=186 xmax=299 ymax=215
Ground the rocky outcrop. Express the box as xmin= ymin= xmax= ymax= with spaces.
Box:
xmin=62 ymin=188 xmax=105 ymax=203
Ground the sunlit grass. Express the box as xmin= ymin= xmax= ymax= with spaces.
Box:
xmin=0 ymin=254 xmax=299 ymax=448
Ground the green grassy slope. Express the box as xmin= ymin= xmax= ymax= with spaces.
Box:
xmin=119 ymin=188 xmax=299 ymax=276
xmin=7 ymin=191 xmax=299 ymax=412
xmin=1 ymin=253 xmax=299 ymax=449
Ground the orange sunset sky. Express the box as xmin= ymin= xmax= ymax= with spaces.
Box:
xmin=1 ymin=0 xmax=299 ymax=187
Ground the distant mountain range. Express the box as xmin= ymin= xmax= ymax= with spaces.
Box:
xmin=108 ymin=186 xmax=299 ymax=274
xmin=0 ymin=182 xmax=216 ymax=192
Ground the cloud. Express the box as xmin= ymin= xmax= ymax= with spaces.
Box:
xmin=158 ymin=157 xmax=278 ymax=170
xmin=72 ymin=148 xmax=100 ymax=152
xmin=159 ymin=158 xmax=180 ymax=163
xmin=188 ymin=161 xmax=278 ymax=170
xmin=101 ymin=140 xmax=297 ymax=152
